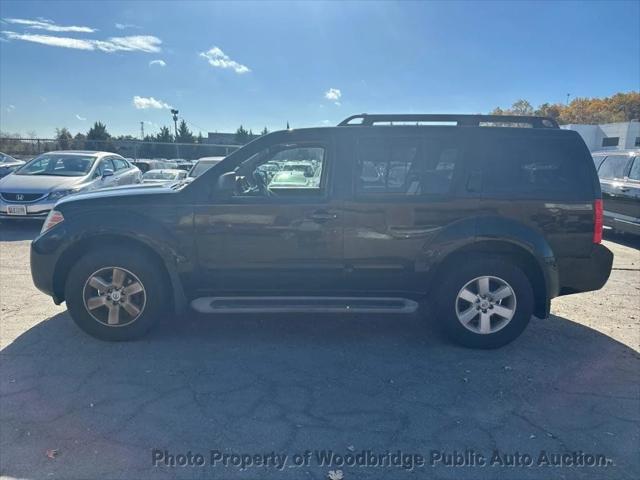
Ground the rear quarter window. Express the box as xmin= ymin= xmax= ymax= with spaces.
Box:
xmin=476 ymin=134 xmax=594 ymax=199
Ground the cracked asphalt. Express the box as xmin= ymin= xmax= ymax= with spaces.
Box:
xmin=1 ymin=222 xmax=639 ymax=480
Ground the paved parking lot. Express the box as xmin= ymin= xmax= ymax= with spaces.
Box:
xmin=1 ymin=222 xmax=638 ymax=480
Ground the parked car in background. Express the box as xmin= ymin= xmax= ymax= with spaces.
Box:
xmin=186 ymin=156 xmax=225 ymax=182
xmin=0 ymin=151 xmax=141 ymax=220
xmin=142 ymin=169 xmax=187 ymax=185
xmin=592 ymin=149 xmax=640 ymax=235
xmin=31 ymin=114 xmax=613 ymax=348
xmin=0 ymin=152 xmax=25 ymax=179
xmin=132 ymin=159 xmax=179 ymax=173
xmin=173 ymin=159 xmax=195 ymax=172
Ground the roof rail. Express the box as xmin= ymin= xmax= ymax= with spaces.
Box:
xmin=337 ymin=113 xmax=559 ymax=129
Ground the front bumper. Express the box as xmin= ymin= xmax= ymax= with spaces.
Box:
xmin=30 ymin=224 xmax=68 ymax=303
xmin=0 ymin=198 xmax=55 ymax=220
xmin=557 ymin=243 xmax=614 ymax=295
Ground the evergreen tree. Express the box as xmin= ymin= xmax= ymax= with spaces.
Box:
xmin=55 ymin=127 xmax=73 ymax=150
xmin=175 ymin=120 xmax=194 ymax=143
xmin=235 ymin=125 xmax=250 ymax=144
xmin=86 ymin=122 xmax=112 ymax=151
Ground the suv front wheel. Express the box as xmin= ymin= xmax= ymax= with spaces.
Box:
xmin=434 ymin=257 xmax=534 ymax=349
xmin=65 ymin=247 xmax=167 ymax=341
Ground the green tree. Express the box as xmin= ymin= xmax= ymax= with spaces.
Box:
xmin=86 ymin=122 xmax=112 ymax=151
xmin=175 ymin=120 xmax=194 ymax=143
xmin=55 ymin=127 xmax=73 ymax=150
xmin=235 ymin=125 xmax=250 ymax=144
xmin=72 ymin=133 xmax=86 ymax=150
xmin=286 ymin=121 xmax=290 ymax=129
xmin=261 ymin=127 xmax=269 ymax=135
xmin=155 ymin=126 xmax=173 ymax=143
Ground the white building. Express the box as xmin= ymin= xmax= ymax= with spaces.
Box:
xmin=561 ymin=120 xmax=640 ymax=151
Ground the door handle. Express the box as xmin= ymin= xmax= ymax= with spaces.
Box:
xmin=309 ymin=210 xmax=338 ymax=222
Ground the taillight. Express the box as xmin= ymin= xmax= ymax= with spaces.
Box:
xmin=41 ymin=210 xmax=64 ymax=234
xmin=593 ymin=199 xmax=603 ymax=244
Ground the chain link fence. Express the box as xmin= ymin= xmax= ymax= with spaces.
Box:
xmin=0 ymin=137 xmax=241 ymax=160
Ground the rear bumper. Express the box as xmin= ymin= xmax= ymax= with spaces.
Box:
xmin=557 ymin=244 xmax=614 ymax=295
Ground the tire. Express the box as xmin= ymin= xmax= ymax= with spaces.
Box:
xmin=434 ymin=256 xmax=534 ymax=349
xmin=65 ymin=246 xmax=168 ymax=341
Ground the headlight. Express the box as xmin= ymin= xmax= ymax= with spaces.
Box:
xmin=41 ymin=209 xmax=64 ymax=234
xmin=47 ymin=189 xmax=79 ymax=201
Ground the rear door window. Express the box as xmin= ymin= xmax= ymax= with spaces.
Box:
xmin=354 ymin=134 xmax=462 ymax=196
xmin=598 ymin=155 xmax=631 ymax=180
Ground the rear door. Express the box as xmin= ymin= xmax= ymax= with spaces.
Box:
xmin=597 ymin=154 xmax=634 ymax=219
xmin=342 ymin=128 xmax=475 ymax=293
xmin=612 ymin=156 xmax=640 ymax=222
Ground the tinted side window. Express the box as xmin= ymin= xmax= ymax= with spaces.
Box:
xmin=356 ymin=137 xmax=420 ymax=194
xmin=598 ymin=155 xmax=630 ymax=180
xmin=355 ymin=136 xmax=460 ymax=195
xmin=627 ymin=157 xmax=640 ymax=181
xmin=480 ymin=136 xmax=590 ymax=196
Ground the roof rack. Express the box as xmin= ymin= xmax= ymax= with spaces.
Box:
xmin=337 ymin=113 xmax=559 ymax=129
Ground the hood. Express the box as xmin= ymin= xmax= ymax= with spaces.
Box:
xmin=56 ymin=182 xmax=176 ymax=206
xmin=0 ymin=173 xmax=88 ymax=193
xmin=0 ymin=160 xmax=24 ymax=169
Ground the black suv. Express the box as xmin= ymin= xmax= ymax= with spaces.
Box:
xmin=31 ymin=114 xmax=613 ymax=348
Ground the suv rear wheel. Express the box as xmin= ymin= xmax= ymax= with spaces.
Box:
xmin=65 ymin=247 xmax=167 ymax=341
xmin=434 ymin=257 xmax=533 ymax=349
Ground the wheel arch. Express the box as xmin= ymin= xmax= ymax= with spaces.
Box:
xmin=429 ymin=238 xmax=556 ymax=319
xmin=53 ymin=233 xmax=186 ymax=313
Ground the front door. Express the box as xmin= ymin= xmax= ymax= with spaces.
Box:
xmin=193 ymin=137 xmax=344 ymax=295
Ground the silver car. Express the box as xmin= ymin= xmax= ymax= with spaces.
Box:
xmin=0 ymin=151 xmax=141 ymax=220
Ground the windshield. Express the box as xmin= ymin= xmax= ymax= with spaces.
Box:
xmin=189 ymin=160 xmax=220 ymax=177
xmin=0 ymin=153 xmax=17 ymax=163
xmin=15 ymin=154 xmax=96 ymax=177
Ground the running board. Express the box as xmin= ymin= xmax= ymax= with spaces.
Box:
xmin=190 ymin=296 xmax=419 ymax=314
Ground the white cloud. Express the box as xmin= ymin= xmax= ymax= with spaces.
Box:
xmin=75 ymin=114 xmax=86 ymax=121
xmin=115 ymin=23 xmax=140 ymax=30
xmin=325 ymin=88 xmax=342 ymax=105
xmin=6 ymin=104 xmax=15 ymax=113
xmin=199 ymin=46 xmax=250 ymax=74
xmin=149 ymin=59 xmax=166 ymax=67
xmin=3 ymin=17 xmax=96 ymax=33
xmin=132 ymin=96 xmax=171 ymax=109
xmin=1 ymin=31 xmax=162 ymax=53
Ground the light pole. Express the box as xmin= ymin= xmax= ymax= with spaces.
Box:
xmin=170 ymin=109 xmax=179 ymax=141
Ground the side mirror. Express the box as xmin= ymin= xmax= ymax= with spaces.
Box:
xmin=215 ymin=171 xmax=237 ymax=197
xmin=102 ymin=169 xmax=114 ymax=179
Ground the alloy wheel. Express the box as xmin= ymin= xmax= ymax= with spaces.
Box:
xmin=455 ymin=275 xmax=517 ymax=334
xmin=82 ymin=267 xmax=146 ymax=327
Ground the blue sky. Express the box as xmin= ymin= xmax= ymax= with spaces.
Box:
xmin=0 ymin=0 xmax=638 ymax=138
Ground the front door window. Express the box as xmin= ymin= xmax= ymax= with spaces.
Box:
xmin=233 ymin=145 xmax=326 ymax=197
